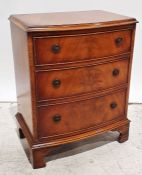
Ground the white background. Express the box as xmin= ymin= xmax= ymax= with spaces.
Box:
xmin=0 ymin=0 xmax=141 ymax=102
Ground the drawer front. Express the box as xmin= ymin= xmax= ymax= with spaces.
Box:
xmin=34 ymin=30 xmax=132 ymax=65
xmin=37 ymin=90 xmax=126 ymax=138
xmin=36 ymin=59 xmax=129 ymax=101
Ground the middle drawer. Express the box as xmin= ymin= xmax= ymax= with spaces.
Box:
xmin=36 ymin=59 xmax=129 ymax=101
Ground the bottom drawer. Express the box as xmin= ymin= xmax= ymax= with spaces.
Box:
xmin=37 ymin=90 xmax=126 ymax=139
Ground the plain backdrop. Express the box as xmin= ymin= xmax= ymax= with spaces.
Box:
xmin=0 ymin=0 xmax=141 ymax=102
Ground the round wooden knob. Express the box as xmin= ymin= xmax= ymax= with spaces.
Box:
xmin=110 ymin=102 xmax=117 ymax=109
xmin=52 ymin=79 xmax=61 ymax=88
xmin=115 ymin=37 xmax=123 ymax=46
xmin=112 ymin=68 xmax=120 ymax=76
xmin=52 ymin=44 xmax=61 ymax=53
xmin=53 ymin=114 xmax=61 ymax=123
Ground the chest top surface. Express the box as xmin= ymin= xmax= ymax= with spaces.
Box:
xmin=9 ymin=10 xmax=137 ymax=32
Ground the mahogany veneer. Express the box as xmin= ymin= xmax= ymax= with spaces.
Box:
xmin=9 ymin=10 xmax=137 ymax=169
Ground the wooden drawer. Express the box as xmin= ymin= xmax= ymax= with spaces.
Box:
xmin=37 ymin=90 xmax=126 ymax=138
xmin=34 ymin=30 xmax=132 ymax=65
xmin=36 ymin=59 xmax=129 ymax=101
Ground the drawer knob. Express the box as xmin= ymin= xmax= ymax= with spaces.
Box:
xmin=53 ymin=114 xmax=61 ymax=122
xmin=52 ymin=79 xmax=61 ymax=88
xmin=110 ymin=102 xmax=117 ymax=109
xmin=52 ymin=44 xmax=61 ymax=53
xmin=112 ymin=68 xmax=120 ymax=76
xmin=115 ymin=37 xmax=123 ymax=46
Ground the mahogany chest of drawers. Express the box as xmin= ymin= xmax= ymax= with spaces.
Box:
xmin=9 ymin=10 xmax=137 ymax=169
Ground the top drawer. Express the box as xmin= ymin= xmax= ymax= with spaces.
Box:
xmin=34 ymin=30 xmax=132 ymax=65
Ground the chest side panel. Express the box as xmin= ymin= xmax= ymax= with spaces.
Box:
xmin=10 ymin=23 xmax=34 ymax=136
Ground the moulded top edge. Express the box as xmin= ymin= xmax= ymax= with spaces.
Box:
xmin=9 ymin=10 xmax=138 ymax=32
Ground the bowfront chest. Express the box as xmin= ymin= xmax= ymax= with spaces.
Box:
xmin=9 ymin=10 xmax=137 ymax=168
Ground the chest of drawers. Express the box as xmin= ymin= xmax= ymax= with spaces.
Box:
xmin=9 ymin=10 xmax=137 ymax=169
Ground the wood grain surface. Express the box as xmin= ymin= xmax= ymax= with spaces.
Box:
xmin=34 ymin=30 xmax=132 ymax=65
xmin=36 ymin=59 xmax=129 ymax=100
xmin=9 ymin=11 xmax=137 ymax=168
